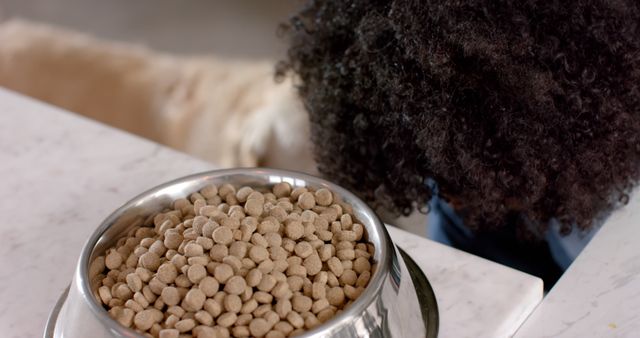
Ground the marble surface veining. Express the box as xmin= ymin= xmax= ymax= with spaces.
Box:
xmin=386 ymin=226 xmax=543 ymax=337
xmin=0 ymin=88 xmax=542 ymax=338
xmin=515 ymin=190 xmax=640 ymax=338
xmin=0 ymin=89 xmax=213 ymax=338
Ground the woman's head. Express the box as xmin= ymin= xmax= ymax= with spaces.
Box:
xmin=280 ymin=0 xmax=640 ymax=235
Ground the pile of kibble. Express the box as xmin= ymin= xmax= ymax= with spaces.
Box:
xmin=89 ymin=182 xmax=375 ymax=338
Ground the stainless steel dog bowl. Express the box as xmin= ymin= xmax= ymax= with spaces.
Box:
xmin=46 ymin=168 xmax=438 ymax=337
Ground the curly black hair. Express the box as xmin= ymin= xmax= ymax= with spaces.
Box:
xmin=280 ymin=0 xmax=640 ymax=236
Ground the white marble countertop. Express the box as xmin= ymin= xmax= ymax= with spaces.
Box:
xmin=514 ymin=190 xmax=640 ymax=337
xmin=0 ymin=88 xmax=542 ymax=338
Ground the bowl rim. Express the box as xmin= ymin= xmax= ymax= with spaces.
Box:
xmin=77 ymin=168 xmax=393 ymax=337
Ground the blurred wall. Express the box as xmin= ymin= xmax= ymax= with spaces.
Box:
xmin=1 ymin=0 xmax=299 ymax=59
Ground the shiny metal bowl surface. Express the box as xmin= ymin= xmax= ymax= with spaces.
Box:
xmin=49 ymin=168 xmax=438 ymax=337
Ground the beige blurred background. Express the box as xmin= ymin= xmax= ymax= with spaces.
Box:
xmin=0 ymin=0 xmax=428 ymax=236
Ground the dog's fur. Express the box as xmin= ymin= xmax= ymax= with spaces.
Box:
xmin=0 ymin=19 xmax=315 ymax=173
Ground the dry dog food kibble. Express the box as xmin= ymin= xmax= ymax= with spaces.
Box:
xmin=90 ymin=183 xmax=375 ymax=337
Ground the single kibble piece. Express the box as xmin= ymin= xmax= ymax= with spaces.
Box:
xmin=195 ymin=326 xmax=218 ymax=338
xmin=314 ymin=189 xmax=333 ymax=206
xmin=266 ymin=330 xmax=286 ymax=338
xmin=212 ymin=227 xmax=233 ymax=245
xmin=297 ymin=192 xmax=316 ymax=210
xmin=247 ymin=191 xmax=266 ymax=203
xmin=245 ymin=198 xmax=264 ymax=217
xmin=115 ymin=307 xmax=136 ymax=327
xmin=159 ymin=328 xmax=179 ymax=338
xmin=344 ymin=285 xmax=364 ymax=300
xmin=224 ymin=294 xmax=243 ymax=313
xmin=204 ymin=298 xmax=222 ymax=318
xmin=286 ymin=311 xmax=304 ymax=329
xmin=106 ymin=251 xmax=123 ymax=270
xmin=353 ymin=257 xmax=372 ymax=274
xmin=217 ymin=312 xmax=237 ymax=327
xmin=214 ymin=263 xmax=234 ymax=283
xmin=139 ymin=252 xmax=160 ymax=271
xmin=224 ymin=275 xmax=248 ymax=295
xmin=134 ymin=309 xmax=158 ymax=331
xmin=291 ymin=295 xmax=313 ymax=313
xmin=290 ymin=187 xmax=307 ymax=201
xmin=218 ymin=184 xmax=235 ymax=198
xmin=340 ymin=269 xmax=357 ymax=286
xmin=303 ymin=254 xmax=323 ymax=276
xmin=327 ymin=257 xmax=344 ymax=277
xmin=175 ymin=318 xmax=196 ymax=333
xmin=262 ymin=311 xmax=280 ymax=326
xmin=317 ymin=308 xmax=336 ymax=323
xmin=293 ymin=242 xmax=313 ymax=258
xmin=250 ymin=318 xmax=271 ymax=337
xmin=246 ymin=268 xmax=263 ymax=287
xmin=304 ymin=314 xmax=321 ymax=330
xmin=249 ymin=245 xmax=270 ymax=263
xmin=199 ymin=276 xmax=219 ymax=297
xmin=275 ymin=299 xmax=293 ymax=318
xmin=200 ymin=185 xmax=218 ymax=199
xmin=236 ymin=313 xmax=253 ymax=326
xmin=196 ymin=236 xmax=214 ymax=250
xmin=356 ymin=271 xmax=371 ymax=288
xmin=229 ymin=241 xmax=248 ymax=258
xmin=285 ymin=221 xmax=304 ymax=240
xmin=184 ymin=243 xmax=204 ymax=257
xmin=272 ymin=182 xmax=292 ymax=198
xmin=232 ymin=326 xmax=251 ymax=337
xmin=252 ymin=233 xmax=269 ymax=248
xmin=209 ymin=244 xmax=228 ymax=262
xmin=114 ymin=283 xmax=133 ymax=300
xmin=311 ymin=283 xmax=326 ymax=300
xmin=254 ymin=291 xmax=274 ymax=304
xmin=327 ymin=287 xmax=345 ymax=307
xmin=274 ymin=321 xmax=294 ymax=335
xmin=270 ymin=206 xmax=288 ymax=222
xmin=187 ymin=264 xmax=207 ymax=284
xmin=223 ymin=255 xmax=243 ymax=273
xmin=126 ymin=273 xmax=143 ymax=293
xmin=311 ymin=299 xmax=330 ymax=314
xmin=257 ymin=274 xmax=277 ymax=292
xmin=271 ymin=281 xmax=292 ymax=300
xmin=183 ymin=288 xmax=206 ymax=312
xmin=236 ymin=186 xmax=254 ymax=203
xmin=258 ymin=219 xmax=280 ymax=234
xmin=156 ymin=263 xmax=178 ymax=284
xmin=98 ymin=286 xmax=112 ymax=304
xmin=161 ymin=286 xmax=180 ymax=306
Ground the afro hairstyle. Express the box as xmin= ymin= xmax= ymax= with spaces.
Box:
xmin=279 ymin=0 xmax=640 ymax=237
